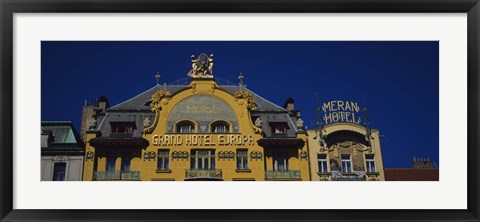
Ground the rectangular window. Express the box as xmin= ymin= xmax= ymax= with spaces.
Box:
xmin=110 ymin=122 xmax=136 ymax=134
xmin=273 ymin=152 xmax=288 ymax=171
xmin=270 ymin=123 xmax=288 ymax=135
xmin=52 ymin=162 xmax=66 ymax=181
xmin=190 ymin=150 xmax=215 ymax=170
xmin=317 ymin=154 xmax=328 ymax=173
xmin=236 ymin=149 xmax=248 ymax=170
xmin=365 ymin=154 xmax=376 ymax=173
xmin=341 ymin=154 xmax=352 ymax=173
xmin=157 ymin=149 xmax=170 ymax=170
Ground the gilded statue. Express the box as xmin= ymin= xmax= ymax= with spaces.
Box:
xmin=187 ymin=53 xmax=214 ymax=78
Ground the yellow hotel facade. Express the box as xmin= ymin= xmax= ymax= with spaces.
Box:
xmin=81 ymin=54 xmax=383 ymax=181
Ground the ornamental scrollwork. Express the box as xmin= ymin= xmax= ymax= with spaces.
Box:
xmin=250 ymin=151 xmax=263 ymax=160
xmin=150 ymin=90 xmax=172 ymax=112
xmin=144 ymin=151 xmax=157 ymax=160
xmin=218 ymin=151 xmax=235 ymax=159
xmin=86 ymin=151 xmax=95 ymax=160
xmin=235 ymin=90 xmax=256 ymax=110
xmin=172 ymin=151 xmax=189 ymax=159
xmin=324 ymin=141 xmax=371 ymax=159
xmin=300 ymin=151 xmax=308 ymax=160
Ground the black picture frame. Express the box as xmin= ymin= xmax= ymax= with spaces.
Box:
xmin=1 ymin=0 xmax=479 ymax=221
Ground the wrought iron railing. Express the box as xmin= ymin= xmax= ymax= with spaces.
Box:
xmin=93 ymin=171 xmax=141 ymax=181
xmin=185 ymin=169 xmax=222 ymax=179
xmin=265 ymin=170 xmax=301 ymax=179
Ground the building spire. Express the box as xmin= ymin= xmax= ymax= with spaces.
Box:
xmin=155 ymin=72 xmax=161 ymax=85
xmin=238 ymin=72 xmax=245 ymax=90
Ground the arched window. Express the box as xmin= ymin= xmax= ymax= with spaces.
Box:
xmin=210 ymin=121 xmax=230 ymax=133
xmin=176 ymin=121 xmax=195 ymax=133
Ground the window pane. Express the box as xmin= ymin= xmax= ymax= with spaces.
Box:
xmin=53 ymin=162 xmax=66 ymax=181
xmin=190 ymin=155 xmax=195 ymax=169
xmin=158 ymin=158 xmax=164 ymax=169
xmin=211 ymin=156 xmax=215 ymax=169
xmin=317 ymin=154 xmax=328 ymax=173
xmin=198 ymin=158 xmax=203 ymax=169
xmin=341 ymin=155 xmax=351 ymax=173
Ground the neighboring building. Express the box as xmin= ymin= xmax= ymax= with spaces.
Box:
xmin=306 ymin=101 xmax=385 ymax=181
xmin=385 ymin=157 xmax=439 ymax=181
xmin=80 ymin=96 xmax=110 ymax=142
xmin=82 ymin=53 xmax=309 ymax=181
xmin=41 ymin=121 xmax=85 ymax=181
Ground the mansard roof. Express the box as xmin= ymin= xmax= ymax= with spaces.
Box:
xmin=107 ymin=84 xmax=287 ymax=112
xmin=95 ymin=83 xmax=301 ymax=138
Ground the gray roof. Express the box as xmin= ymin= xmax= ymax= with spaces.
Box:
xmin=251 ymin=113 xmax=299 ymax=138
xmin=96 ymin=83 xmax=300 ymax=138
xmin=108 ymin=84 xmax=286 ymax=112
xmin=96 ymin=112 xmax=155 ymax=137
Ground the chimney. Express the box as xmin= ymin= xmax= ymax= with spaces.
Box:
xmin=98 ymin=96 xmax=110 ymax=111
xmin=283 ymin=97 xmax=295 ymax=111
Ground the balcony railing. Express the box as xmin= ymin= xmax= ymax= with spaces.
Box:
xmin=185 ymin=169 xmax=222 ymax=180
xmin=265 ymin=170 xmax=301 ymax=180
xmin=93 ymin=171 xmax=141 ymax=181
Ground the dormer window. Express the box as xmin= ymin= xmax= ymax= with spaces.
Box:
xmin=176 ymin=121 xmax=195 ymax=133
xmin=270 ymin=122 xmax=288 ymax=135
xmin=211 ymin=121 xmax=230 ymax=133
xmin=110 ymin=122 xmax=136 ymax=134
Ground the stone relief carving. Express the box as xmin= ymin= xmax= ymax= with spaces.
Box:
xmin=143 ymin=117 xmax=151 ymax=128
xmin=254 ymin=117 xmax=263 ymax=128
xmin=296 ymin=118 xmax=304 ymax=130
xmin=235 ymin=90 xmax=256 ymax=110
xmin=150 ymin=90 xmax=172 ymax=112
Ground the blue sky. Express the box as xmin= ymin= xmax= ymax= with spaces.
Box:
xmin=41 ymin=41 xmax=439 ymax=168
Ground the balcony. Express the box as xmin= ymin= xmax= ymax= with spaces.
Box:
xmin=265 ymin=170 xmax=301 ymax=180
xmin=184 ymin=169 xmax=223 ymax=181
xmin=93 ymin=171 xmax=141 ymax=181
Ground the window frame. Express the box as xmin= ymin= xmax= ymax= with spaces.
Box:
xmin=365 ymin=154 xmax=376 ymax=173
xmin=157 ymin=149 xmax=170 ymax=171
xmin=317 ymin=154 xmax=329 ymax=173
xmin=110 ymin=122 xmax=136 ymax=135
xmin=236 ymin=149 xmax=249 ymax=170
xmin=190 ymin=149 xmax=216 ymax=170
xmin=341 ymin=154 xmax=352 ymax=173
xmin=52 ymin=162 xmax=67 ymax=181
xmin=175 ymin=120 xmax=196 ymax=133
xmin=210 ymin=120 xmax=231 ymax=133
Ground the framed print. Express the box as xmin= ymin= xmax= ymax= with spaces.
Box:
xmin=1 ymin=0 xmax=479 ymax=221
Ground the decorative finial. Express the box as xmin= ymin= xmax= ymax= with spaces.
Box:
xmin=239 ymin=72 xmax=244 ymax=85
xmin=155 ymin=72 xmax=161 ymax=85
